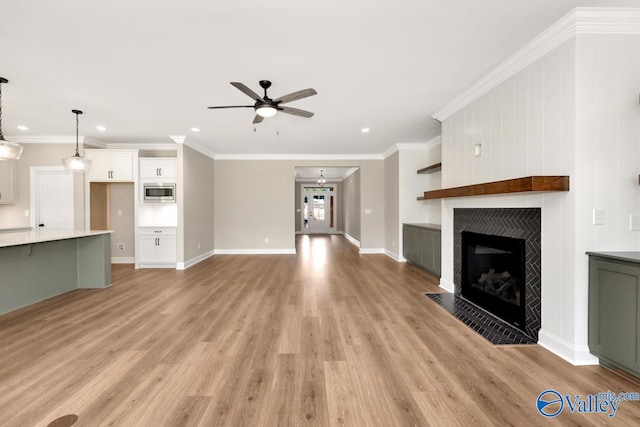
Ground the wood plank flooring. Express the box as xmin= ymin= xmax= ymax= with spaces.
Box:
xmin=1 ymin=234 xmax=639 ymax=426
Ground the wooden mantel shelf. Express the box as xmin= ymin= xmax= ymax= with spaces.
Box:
xmin=417 ymin=176 xmax=569 ymax=200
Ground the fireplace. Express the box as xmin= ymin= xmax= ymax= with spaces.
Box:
xmin=461 ymin=231 xmax=526 ymax=329
xmin=454 ymin=208 xmax=541 ymax=340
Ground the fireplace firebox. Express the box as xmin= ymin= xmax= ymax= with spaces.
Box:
xmin=461 ymin=231 xmax=526 ymax=330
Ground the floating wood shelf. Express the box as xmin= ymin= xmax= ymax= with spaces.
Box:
xmin=417 ymin=162 xmax=442 ymax=174
xmin=417 ymin=176 xmax=569 ymax=200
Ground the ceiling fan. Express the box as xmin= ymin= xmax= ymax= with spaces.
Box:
xmin=208 ymin=80 xmax=317 ymax=124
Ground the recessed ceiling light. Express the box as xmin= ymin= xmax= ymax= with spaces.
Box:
xmin=191 ymin=127 xmax=200 ymax=132
xmin=361 ymin=128 xmax=370 ymax=133
xmin=96 ymin=126 xmax=106 ymax=131
xmin=17 ymin=125 xmax=28 ymax=131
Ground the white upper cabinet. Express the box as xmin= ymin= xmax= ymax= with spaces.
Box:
xmin=85 ymin=149 xmax=137 ymax=182
xmin=0 ymin=160 xmax=17 ymax=204
xmin=139 ymin=158 xmax=176 ymax=180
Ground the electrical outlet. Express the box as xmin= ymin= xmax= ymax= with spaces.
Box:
xmin=630 ymin=214 xmax=640 ymax=231
xmin=117 ymin=243 xmax=125 ymax=252
xmin=265 ymin=237 xmax=269 ymax=244
xmin=24 ymin=210 xmax=29 ymax=217
xmin=197 ymin=242 xmax=201 ymax=249
xmin=117 ymin=209 xmax=122 ymax=216
xmin=474 ymin=143 xmax=482 ymax=157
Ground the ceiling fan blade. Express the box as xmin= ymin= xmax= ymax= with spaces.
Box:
xmin=279 ymin=106 xmax=314 ymax=118
xmin=274 ymin=88 xmax=317 ymax=104
xmin=207 ymin=105 xmax=254 ymax=109
xmin=230 ymin=82 xmax=262 ymax=102
xmin=253 ymin=115 xmax=264 ymax=124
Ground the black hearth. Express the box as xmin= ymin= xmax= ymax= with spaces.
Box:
xmin=461 ymin=231 xmax=526 ymax=330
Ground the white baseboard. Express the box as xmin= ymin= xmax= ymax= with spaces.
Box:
xmin=214 ymin=248 xmax=296 ymax=255
xmin=384 ymin=249 xmax=400 ymax=262
xmin=537 ymin=329 xmax=598 ymax=366
xmin=176 ymin=249 xmax=215 ymax=270
xmin=111 ymin=257 xmax=135 ymax=264
xmin=343 ymin=233 xmax=360 ymax=247
xmin=359 ymin=248 xmax=385 ymax=254
xmin=439 ymin=278 xmax=455 ymax=293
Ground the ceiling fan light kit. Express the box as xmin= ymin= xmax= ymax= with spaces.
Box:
xmin=0 ymin=77 xmax=24 ymax=161
xmin=208 ymin=80 xmax=317 ymax=124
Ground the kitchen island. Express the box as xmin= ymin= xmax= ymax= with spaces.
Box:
xmin=0 ymin=229 xmax=112 ymax=315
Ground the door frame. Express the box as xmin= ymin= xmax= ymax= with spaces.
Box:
xmin=300 ymin=185 xmax=338 ymax=234
xmin=29 ymin=166 xmax=76 ymax=230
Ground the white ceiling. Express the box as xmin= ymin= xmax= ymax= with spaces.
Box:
xmin=1 ymin=0 xmax=637 ymax=156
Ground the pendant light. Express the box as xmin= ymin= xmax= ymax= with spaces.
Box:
xmin=62 ymin=109 xmax=91 ymax=171
xmin=317 ymin=169 xmax=326 ymax=187
xmin=0 ymin=77 xmax=23 ymax=161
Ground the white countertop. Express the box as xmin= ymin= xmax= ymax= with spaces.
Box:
xmin=0 ymin=229 xmax=113 ymax=248
xmin=0 ymin=226 xmax=33 ymax=233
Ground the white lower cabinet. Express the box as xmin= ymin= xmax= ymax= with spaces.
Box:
xmin=138 ymin=228 xmax=176 ymax=267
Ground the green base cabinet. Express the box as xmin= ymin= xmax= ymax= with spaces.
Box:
xmin=588 ymin=252 xmax=640 ymax=378
xmin=403 ymin=224 xmax=441 ymax=277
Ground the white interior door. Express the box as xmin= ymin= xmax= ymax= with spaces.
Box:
xmin=31 ymin=168 xmax=74 ymax=230
xmin=301 ymin=186 xmax=337 ymax=234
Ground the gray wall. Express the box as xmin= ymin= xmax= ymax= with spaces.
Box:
xmin=384 ymin=152 xmax=399 ymax=257
xmin=109 ymin=183 xmax=135 ymax=259
xmin=215 ymin=159 xmax=383 ymax=252
xmin=0 ymin=143 xmax=84 ymax=229
xmin=179 ymin=144 xmax=215 ymax=263
xmin=342 ymin=168 xmax=361 ymax=243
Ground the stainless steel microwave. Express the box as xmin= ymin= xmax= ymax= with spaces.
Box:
xmin=143 ymin=183 xmax=176 ymax=203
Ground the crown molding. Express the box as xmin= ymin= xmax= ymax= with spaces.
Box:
xmin=214 ymin=153 xmax=383 ymax=160
xmin=432 ymin=7 xmax=640 ymax=122
xmin=106 ymin=142 xmax=176 ymax=150
xmin=5 ymin=135 xmax=77 ymax=144
xmin=168 ymin=135 xmax=186 ymax=144
xmin=183 ymin=137 xmax=216 ymax=159
xmin=426 ymin=135 xmax=442 ymax=149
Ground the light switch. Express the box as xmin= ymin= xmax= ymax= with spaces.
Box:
xmin=117 ymin=209 xmax=122 ymax=216
xmin=630 ymin=214 xmax=640 ymax=231
xmin=593 ymin=209 xmax=605 ymax=225
xmin=474 ymin=143 xmax=482 ymax=157
xmin=364 ymin=208 xmax=372 ymax=214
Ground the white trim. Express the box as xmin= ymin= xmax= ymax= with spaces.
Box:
xmin=214 ymin=248 xmax=296 ymax=255
xmin=342 ymin=167 xmax=359 ymax=180
xmin=169 ymin=135 xmax=186 ymax=144
xmin=214 ymin=153 xmax=383 ymax=160
xmin=382 ymin=142 xmax=431 ymax=159
xmin=137 ymin=263 xmax=176 ymax=269
xmin=384 ymin=249 xmax=402 ymax=261
xmin=537 ymin=329 xmax=599 ymax=366
xmin=183 ymin=137 xmax=216 ymax=159
xmin=432 ymin=7 xmax=640 ymax=122
xmin=112 ymin=257 xmax=135 ymax=264
xmin=343 ymin=233 xmax=360 ymax=247
xmin=439 ymin=278 xmax=455 ymax=293
xmin=359 ymin=248 xmax=385 ymax=254
xmin=176 ymin=249 xmax=214 ymax=270
xmin=106 ymin=143 xmax=176 ymax=151
xmin=425 ymin=135 xmax=442 ymax=149
xmin=8 ymin=135 xmax=79 ymax=144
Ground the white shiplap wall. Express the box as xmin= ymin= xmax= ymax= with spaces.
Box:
xmin=440 ymin=33 xmax=640 ymax=364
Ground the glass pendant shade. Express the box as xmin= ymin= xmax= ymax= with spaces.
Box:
xmin=256 ymin=104 xmax=277 ymax=118
xmin=62 ymin=154 xmax=91 ymax=171
xmin=0 ymin=77 xmax=23 ymax=161
xmin=317 ymin=169 xmax=326 ymax=186
xmin=0 ymin=140 xmax=23 ymax=161
xmin=63 ymin=109 xmax=91 ymax=172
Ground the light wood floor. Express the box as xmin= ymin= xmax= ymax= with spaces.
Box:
xmin=1 ymin=235 xmax=639 ymax=426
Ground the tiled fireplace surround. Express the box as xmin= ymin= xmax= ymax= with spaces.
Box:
xmin=454 ymin=208 xmax=541 ymax=340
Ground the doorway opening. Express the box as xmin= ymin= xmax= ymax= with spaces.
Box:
xmin=302 ymin=186 xmax=336 ymax=234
